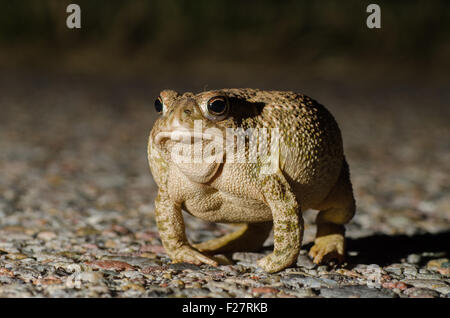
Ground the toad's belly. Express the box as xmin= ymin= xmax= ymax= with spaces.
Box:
xmin=183 ymin=191 xmax=273 ymax=223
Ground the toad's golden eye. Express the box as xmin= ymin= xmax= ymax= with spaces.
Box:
xmin=154 ymin=97 xmax=164 ymax=114
xmin=207 ymin=96 xmax=229 ymax=116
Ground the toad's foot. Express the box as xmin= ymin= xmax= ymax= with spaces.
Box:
xmin=308 ymin=233 xmax=345 ymax=264
xmin=256 ymin=252 xmax=297 ymax=273
xmin=171 ymin=245 xmax=218 ymax=267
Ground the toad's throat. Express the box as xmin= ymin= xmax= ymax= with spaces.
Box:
xmin=175 ymin=160 xmax=222 ymax=184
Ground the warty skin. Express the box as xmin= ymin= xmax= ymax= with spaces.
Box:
xmin=148 ymin=88 xmax=355 ymax=273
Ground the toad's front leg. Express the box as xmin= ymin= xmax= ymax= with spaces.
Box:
xmin=256 ymin=174 xmax=303 ymax=273
xmin=155 ymin=189 xmax=218 ymax=267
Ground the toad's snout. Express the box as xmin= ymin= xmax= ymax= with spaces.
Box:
xmin=154 ymin=98 xmax=219 ymax=146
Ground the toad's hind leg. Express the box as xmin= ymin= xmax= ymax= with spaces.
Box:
xmin=309 ymin=158 xmax=355 ymax=264
xmin=193 ymin=222 xmax=272 ymax=254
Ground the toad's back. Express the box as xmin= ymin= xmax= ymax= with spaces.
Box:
xmin=221 ymin=88 xmax=344 ymax=209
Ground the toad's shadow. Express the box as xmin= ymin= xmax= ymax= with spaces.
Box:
xmin=245 ymin=231 xmax=448 ymax=268
xmin=339 ymin=231 xmax=450 ymax=267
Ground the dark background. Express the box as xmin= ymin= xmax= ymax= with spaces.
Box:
xmin=1 ymin=0 xmax=449 ymax=82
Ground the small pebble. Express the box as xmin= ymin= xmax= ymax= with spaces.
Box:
xmin=163 ymin=273 xmax=172 ymax=280
xmin=6 ymin=253 xmax=28 ymax=260
xmin=37 ymin=231 xmax=57 ymax=241
xmin=406 ymin=254 xmax=421 ymax=264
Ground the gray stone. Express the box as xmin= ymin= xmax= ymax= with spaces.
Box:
xmin=278 ymin=287 xmax=317 ymax=298
xmin=366 ymin=264 xmax=382 ymax=271
xmin=402 ymin=279 xmax=450 ymax=295
xmin=407 ymin=254 xmax=421 ymax=264
xmin=282 ymin=274 xmax=339 ymax=289
xmin=183 ymin=288 xmax=213 ymax=297
xmin=65 ymin=271 xmax=105 ymax=288
xmin=168 ymin=262 xmax=202 ymax=271
xmin=11 ymin=267 xmax=41 ymax=282
xmin=0 ymin=283 xmax=32 ymax=297
xmin=146 ymin=287 xmax=175 ymax=297
xmin=0 ymin=276 xmax=22 ymax=284
xmin=103 ymin=256 xmax=161 ymax=268
xmin=232 ymin=252 xmax=264 ymax=264
xmin=384 ymin=264 xmax=403 ymax=276
xmin=416 ymin=273 xmax=442 ymax=280
xmin=296 ymin=255 xmax=316 ymax=269
xmin=317 ymin=265 xmax=328 ymax=272
xmin=320 ymin=285 xmax=396 ymax=298
xmin=403 ymin=287 xmax=440 ymax=298
xmin=403 ymin=267 xmax=418 ymax=277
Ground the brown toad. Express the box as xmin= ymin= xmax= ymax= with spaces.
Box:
xmin=147 ymin=88 xmax=355 ymax=273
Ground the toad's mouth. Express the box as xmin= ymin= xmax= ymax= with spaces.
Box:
xmin=153 ymin=129 xmax=226 ymax=183
xmin=154 ymin=129 xmax=227 ymax=161
xmin=154 ymin=130 xmax=220 ymax=146
xmin=153 ymin=129 xmax=225 ymax=183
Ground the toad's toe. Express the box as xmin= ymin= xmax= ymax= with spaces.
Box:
xmin=309 ymin=234 xmax=345 ymax=264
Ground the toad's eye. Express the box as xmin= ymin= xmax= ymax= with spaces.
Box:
xmin=154 ymin=97 xmax=164 ymax=114
xmin=207 ymin=97 xmax=229 ymax=117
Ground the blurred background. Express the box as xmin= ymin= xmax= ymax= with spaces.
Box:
xmin=0 ymin=0 xmax=449 ymax=272
xmin=1 ymin=0 xmax=449 ymax=81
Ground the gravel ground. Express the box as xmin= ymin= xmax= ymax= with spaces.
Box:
xmin=0 ymin=73 xmax=449 ymax=298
